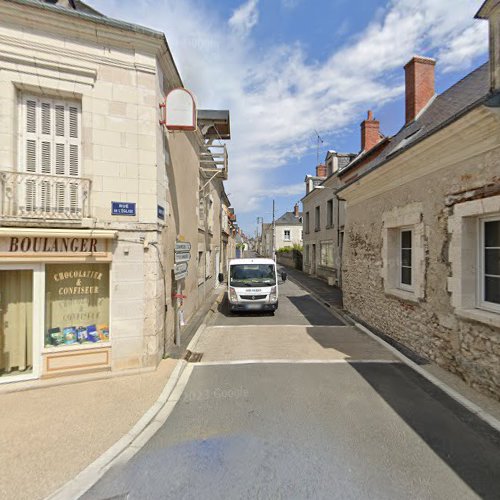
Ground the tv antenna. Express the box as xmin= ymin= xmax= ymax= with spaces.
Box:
xmin=314 ymin=129 xmax=324 ymax=166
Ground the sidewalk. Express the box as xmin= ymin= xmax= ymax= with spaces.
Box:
xmin=0 ymin=358 xmax=177 ymax=500
xmin=281 ymin=264 xmax=500 ymax=425
xmin=281 ymin=265 xmax=343 ymax=308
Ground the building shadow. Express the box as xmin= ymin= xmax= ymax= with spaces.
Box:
xmin=349 ymin=362 xmax=500 ymax=499
xmin=287 ymin=295 xmax=344 ymax=326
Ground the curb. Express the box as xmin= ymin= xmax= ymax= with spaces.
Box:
xmin=281 ymin=266 xmax=500 ymax=435
xmin=355 ymin=322 xmax=500 ymax=434
xmin=46 ymin=293 xmax=221 ymax=500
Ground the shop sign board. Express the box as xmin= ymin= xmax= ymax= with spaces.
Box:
xmin=111 ymin=202 xmax=136 ymax=216
xmin=1 ymin=236 xmax=105 ymax=254
xmin=175 ymin=252 xmax=191 ymax=263
xmin=175 ymin=241 xmax=191 ymax=252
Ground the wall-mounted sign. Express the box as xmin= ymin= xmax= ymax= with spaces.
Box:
xmin=174 ymin=270 xmax=188 ymax=281
xmin=4 ymin=237 xmax=102 ymax=254
xmin=174 ymin=262 xmax=188 ymax=274
xmin=111 ymin=202 xmax=136 ymax=216
xmin=162 ymin=88 xmax=197 ymax=131
xmin=175 ymin=241 xmax=191 ymax=252
xmin=157 ymin=205 xmax=165 ymax=220
xmin=175 ymin=252 xmax=191 ymax=263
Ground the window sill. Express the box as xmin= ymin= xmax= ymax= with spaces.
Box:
xmin=384 ymin=287 xmax=419 ymax=304
xmin=42 ymin=342 xmax=111 ymax=354
xmin=314 ymin=228 xmax=320 ymax=232
xmin=455 ymin=307 xmax=500 ymax=329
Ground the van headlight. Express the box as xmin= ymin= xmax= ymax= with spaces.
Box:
xmin=269 ymin=286 xmax=277 ymax=303
xmin=229 ymin=287 xmax=238 ymax=303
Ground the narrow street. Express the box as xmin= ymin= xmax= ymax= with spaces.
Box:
xmin=83 ymin=264 xmax=500 ymax=500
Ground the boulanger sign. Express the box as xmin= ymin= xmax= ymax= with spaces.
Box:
xmin=7 ymin=237 xmax=100 ymax=253
xmin=0 ymin=234 xmax=112 ymax=261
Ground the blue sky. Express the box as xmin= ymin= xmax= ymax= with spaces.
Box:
xmin=88 ymin=0 xmax=489 ymax=236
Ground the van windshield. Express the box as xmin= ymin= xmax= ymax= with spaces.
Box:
xmin=230 ymin=264 xmax=276 ymax=287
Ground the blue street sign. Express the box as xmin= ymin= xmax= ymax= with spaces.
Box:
xmin=111 ymin=202 xmax=136 ymax=216
xmin=157 ymin=205 xmax=165 ymax=220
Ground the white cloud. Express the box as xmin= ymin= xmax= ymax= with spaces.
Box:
xmin=87 ymin=0 xmax=488 ymax=222
xmin=228 ymin=0 xmax=259 ymax=37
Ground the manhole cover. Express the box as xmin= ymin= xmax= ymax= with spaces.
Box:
xmin=184 ymin=350 xmax=203 ymax=363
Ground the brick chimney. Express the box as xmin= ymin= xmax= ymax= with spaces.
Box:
xmin=294 ymin=203 xmax=299 ymax=217
xmin=315 ymin=163 xmax=327 ymax=177
xmin=404 ymin=56 xmax=436 ymax=124
xmin=360 ymin=110 xmax=380 ymax=152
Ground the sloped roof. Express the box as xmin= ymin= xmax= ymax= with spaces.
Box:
xmin=339 ymin=62 xmax=492 ymax=188
xmin=275 ymin=211 xmax=303 ymax=225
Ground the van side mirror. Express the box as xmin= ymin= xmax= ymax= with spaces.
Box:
xmin=218 ymin=273 xmax=224 ymax=283
xmin=281 ymin=271 xmax=287 ymax=282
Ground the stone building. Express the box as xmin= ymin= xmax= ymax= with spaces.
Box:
xmin=340 ymin=1 xmax=500 ymax=399
xmin=0 ymin=0 xmax=234 ymax=383
xmin=274 ymin=204 xmax=303 ymax=251
xmin=302 ymin=152 xmax=356 ymax=284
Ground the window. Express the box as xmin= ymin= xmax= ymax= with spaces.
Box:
xmin=327 ymin=199 xmax=334 ymax=228
xmin=305 ymin=212 xmax=310 ymax=234
xmin=382 ymin=203 xmax=425 ymax=302
xmin=320 ymin=241 xmax=334 ymax=268
xmin=479 ymin=217 xmax=500 ymax=311
xmin=448 ymin=196 xmax=500 ymax=327
xmin=20 ymin=95 xmax=81 ymax=214
xmin=44 ymin=264 xmax=110 ymax=348
xmin=400 ymin=229 xmax=412 ymax=289
xmin=315 ymin=206 xmax=321 ymax=231
xmin=304 ymin=245 xmax=309 ymax=264
xmin=284 ymin=230 xmax=291 ymax=241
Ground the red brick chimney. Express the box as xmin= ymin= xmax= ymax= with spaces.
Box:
xmin=360 ymin=110 xmax=380 ymax=152
xmin=315 ymin=164 xmax=327 ymax=177
xmin=404 ymin=56 xmax=436 ymax=124
xmin=294 ymin=203 xmax=299 ymax=217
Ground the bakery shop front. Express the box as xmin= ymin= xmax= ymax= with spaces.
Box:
xmin=0 ymin=228 xmax=116 ymax=383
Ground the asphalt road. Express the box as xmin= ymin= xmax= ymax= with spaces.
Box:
xmin=83 ymin=266 xmax=500 ymax=500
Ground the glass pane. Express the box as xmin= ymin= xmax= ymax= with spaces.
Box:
xmin=485 ymin=249 xmax=500 ymax=276
xmin=0 ymin=270 xmax=33 ymax=377
xmin=401 ymin=230 xmax=412 ymax=249
xmin=401 ymin=266 xmax=412 ymax=285
xmin=485 ymin=276 xmax=500 ymax=304
xmin=401 ymin=249 xmax=412 ymax=267
xmin=484 ymin=221 xmax=500 ymax=247
xmin=45 ymin=264 xmax=110 ymax=347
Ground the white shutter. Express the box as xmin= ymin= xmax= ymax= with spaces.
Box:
xmin=20 ymin=95 xmax=81 ymax=216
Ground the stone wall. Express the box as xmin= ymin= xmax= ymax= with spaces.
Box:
xmin=343 ymin=140 xmax=500 ymax=400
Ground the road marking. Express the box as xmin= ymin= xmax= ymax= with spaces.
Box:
xmin=207 ymin=325 xmax=352 ymax=329
xmin=195 ymin=359 xmax=401 ymax=366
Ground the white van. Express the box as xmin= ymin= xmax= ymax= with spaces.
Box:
xmin=224 ymin=258 xmax=286 ymax=313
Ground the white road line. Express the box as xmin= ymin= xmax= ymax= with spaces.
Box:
xmin=355 ymin=322 xmax=500 ymax=434
xmin=207 ymin=325 xmax=352 ymax=329
xmin=195 ymin=359 xmax=401 ymax=366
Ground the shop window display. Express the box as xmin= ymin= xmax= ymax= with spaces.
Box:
xmin=45 ymin=263 xmax=110 ymax=347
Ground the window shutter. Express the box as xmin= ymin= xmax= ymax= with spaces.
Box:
xmin=20 ymin=95 xmax=81 ymax=216
xmin=55 ymin=105 xmax=65 ymax=137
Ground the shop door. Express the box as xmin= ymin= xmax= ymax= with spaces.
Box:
xmin=0 ymin=270 xmax=34 ymax=380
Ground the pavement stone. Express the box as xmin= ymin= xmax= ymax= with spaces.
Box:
xmin=0 ymin=359 xmax=177 ymax=500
